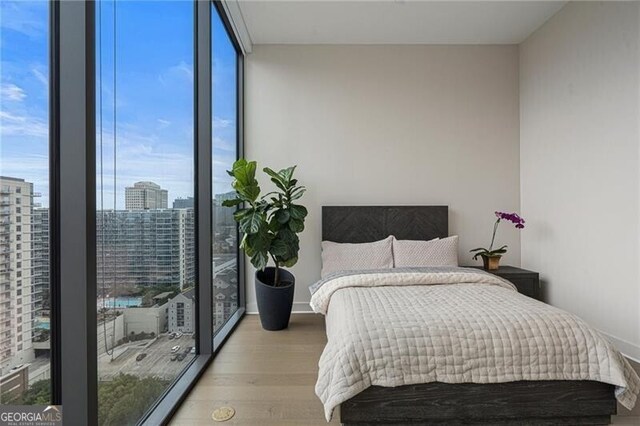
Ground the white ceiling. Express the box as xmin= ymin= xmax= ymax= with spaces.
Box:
xmin=235 ymin=1 xmax=567 ymax=45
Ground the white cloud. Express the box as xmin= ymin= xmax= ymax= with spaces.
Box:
xmin=158 ymin=61 xmax=193 ymax=86
xmin=95 ymin=123 xmax=196 ymax=208
xmin=0 ymin=1 xmax=47 ymax=39
xmin=0 ymin=110 xmax=47 ymax=137
xmin=157 ymin=118 xmax=171 ymax=129
xmin=0 ymin=83 xmax=26 ymax=101
xmin=31 ymin=67 xmax=48 ymax=89
xmin=0 ymin=153 xmax=50 ymax=206
xmin=213 ymin=116 xmax=232 ymax=129
xmin=213 ymin=136 xmax=236 ymax=153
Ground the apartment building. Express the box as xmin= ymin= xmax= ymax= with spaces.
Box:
xmin=0 ymin=177 xmax=37 ymax=375
xmin=96 ymin=209 xmax=195 ymax=291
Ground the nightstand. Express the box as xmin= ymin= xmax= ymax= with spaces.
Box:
xmin=470 ymin=265 xmax=541 ymax=301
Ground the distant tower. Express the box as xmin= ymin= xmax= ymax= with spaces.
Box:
xmin=125 ymin=181 xmax=168 ymax=210
xmin=172 ymin=197 xmax=194 ymax=209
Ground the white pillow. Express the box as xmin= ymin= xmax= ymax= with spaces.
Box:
xmin=393 ymin=235 xmax=459 ymax=268
xmin=321 ymin=236 xmax=394 ymax=278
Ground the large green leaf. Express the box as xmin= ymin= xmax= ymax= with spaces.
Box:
xmin=279 ymin=166 xmax=296 ymax=185
xmin=231 ymin=159 xmax=256 ymax=185
xmin=288 ymin=218 xmax=304 ymax=232
xmin=274 ymin=209 xmax=290 ymax=224
xmin=270 ymin=178 xmax=287 ymax=193
xmin=233 ymin=208 xmax=251 ymax=221
xmin=270 ymin=238 xmax=289 ymax=257
xmin=290 ymin=187 xmax=306 ymax=201
xmin=263 ymin=167 xmax=287 ymax=192
xmin=239 ymin=210 xmax=264 ymax=234
xmin=289 ymin=204 xmax=308 ymax=220
xmin=222 ymin=198 xmax=243 ymax=207
xmin=246 ymin=227 xmax=271 ymax=252
xmin=229 ymin=160 xmax=260 ymax=202
xmin=281 ymin=256 xmax=298 ymax=268
xmin=235 ymin=181 xmax=260 ymax=202
xmin=262 ymin=167 xmax=281 ymax=182
xmin=250 ymin=251 xmax=269 ymax=271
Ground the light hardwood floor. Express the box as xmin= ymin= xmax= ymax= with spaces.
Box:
xmin=171 ymin=314 xmax=639 ymax=425
xmin=171 ymin=314 xmax=337 ymax=425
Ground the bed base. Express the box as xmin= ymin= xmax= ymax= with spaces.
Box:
xmin=340 ymin=380 xmax=617 ymax=425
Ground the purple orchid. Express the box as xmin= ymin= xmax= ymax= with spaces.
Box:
xmin=495 ymin=211 xmax=525 ymax=229
xmin=470 ymin=211 xmax=526 ymax=260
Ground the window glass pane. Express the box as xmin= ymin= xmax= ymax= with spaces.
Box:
xmin=96 ymin=2 xmax=195 ymax=424
xmin=0 ymin=0 xmax=51 ymax=405
xmin=212 ymin=6 xmax=239 ymax=334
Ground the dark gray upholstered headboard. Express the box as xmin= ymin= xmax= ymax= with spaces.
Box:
xmin=322 ymin=206 xmax=448 ymax=243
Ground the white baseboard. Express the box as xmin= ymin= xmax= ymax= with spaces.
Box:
xmin=598 ymin=330 xmax=640 ymax=364
xmin=246 ymin=301 xmax=314 ymax=315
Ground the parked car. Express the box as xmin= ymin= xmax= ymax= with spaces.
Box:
xmin=170 ymin=353 xmax=178 ymax=361
xmin=190 ymin=347 xmax=196 ymax=354
xmin=168 ymin=333 xmax=175 ymax=340
xmin=177 ymin=353 xmax=186 ymax=361
xmin=136 ymin=353 xmax=147 ymax=362
xmin=175 ymin=332 xmax=183 ymax=339
xmin=171 ymin=345 xmax=180 ymax=353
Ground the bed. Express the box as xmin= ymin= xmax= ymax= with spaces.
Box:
xmin=312 ymin=206 xmax=640 ymax=425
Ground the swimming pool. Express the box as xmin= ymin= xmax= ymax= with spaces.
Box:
xmin=100 ymin=297 xmax=143 ymax=309
xmin=34 ymin=319 xmax=50 ymax=330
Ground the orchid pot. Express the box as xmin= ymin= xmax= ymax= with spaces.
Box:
xmin=480 ymin=254 xmax=502 ymax=271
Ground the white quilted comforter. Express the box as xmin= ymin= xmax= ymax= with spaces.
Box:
xmin=309 ymin=268 xmax=640 ymax=421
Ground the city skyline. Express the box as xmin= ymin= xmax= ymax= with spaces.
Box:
xmin=0 ymin=0 xmax=237 ymax=210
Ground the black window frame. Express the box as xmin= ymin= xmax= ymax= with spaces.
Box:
xmin=211 ymin=0 xmax=246 ymax=350
xmin=45 ymin=0 xmax=245 ymax=424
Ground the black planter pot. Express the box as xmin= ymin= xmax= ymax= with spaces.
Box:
xmin=255 ymin=267 xmax=295 ymax=331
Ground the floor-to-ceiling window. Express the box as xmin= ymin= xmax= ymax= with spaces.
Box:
xmin=0 ymin=0 xmax=243 ymax=422
xmin=212 ymin=3 xmax=240 ymax=335
xmin=95 ymin=1 xmax=196 ymax=424
xmin=0 ymin=0 xmax=52 ymax=406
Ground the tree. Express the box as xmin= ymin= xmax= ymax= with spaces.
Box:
xmin=11 ymin=379 xmax=51 ymax=405
xmin=98 ymin=374 xmax=168 ymax=426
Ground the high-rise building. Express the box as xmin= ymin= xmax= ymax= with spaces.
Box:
xmin=32 ymin=208 xmax=49 ymax=323
xmin=125 ymin=181 xmax=168 ymax=210
xmin=213 ymin=191 xmax=236 ymax=229
xmin=172 ymin=197 xmax=194 ymax=209
xmin=97 ymin=209 xmax=195 ymax=293
xmin=0 ymin=177 xmax=37 ymax=375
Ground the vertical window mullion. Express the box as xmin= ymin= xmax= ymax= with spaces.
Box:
xmin=196 ymin=0 xmax=214 ymax=355
xmin=55 ymin=0 xmax=97 ymax=424
xmin=237 ymin=54 xmax=245 ymax=311
xmin=50 ymin=0 xmax=61 ymax=406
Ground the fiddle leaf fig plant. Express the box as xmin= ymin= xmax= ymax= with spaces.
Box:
xmin=223 ymin=159 xmax=307 ymax=286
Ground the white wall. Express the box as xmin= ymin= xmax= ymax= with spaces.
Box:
xmin=520 ymin=2 xmax=640 ymax=359
xmin=246 ymin=45 xmax=521 ymax=312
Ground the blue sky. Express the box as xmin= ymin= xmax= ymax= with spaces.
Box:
xmin=1 ymin=0 xmax=237 ymax=209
